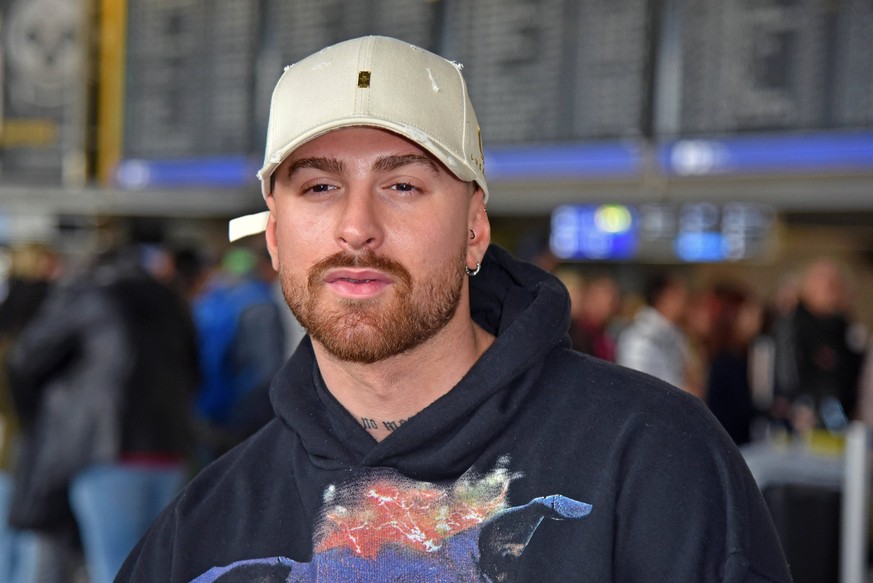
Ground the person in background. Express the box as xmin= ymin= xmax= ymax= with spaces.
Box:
xmin=773 ymin=258 xmax=864 ymax=433
xmin=568 ymin=271 xmax=620 ymax=362
xmin=0 ymin=244 xmax=60 ymax=583
xmin=767 ymin=271 xmax=802 ymax=432
xmin=118 ymin=36 xmax=790 ymax=582
xmin=554 ymin=267 xmax=586 ymax=337
xmin=705 ymin=284 xmax=766 ymax=445
xmin=6 ymin=245 xmax=199 ymax=583
xmin=0 ymin=244 xmax=58 ymax=469
xmin=191 ymin=244 xmax=287 ymax=464
xmin=684 ymin=289 xmax=719 ymax=401
xmin=616 ymin=270 xmax=698 ymax=395
xmin=166 ymin=246 xmax=208 ymax=303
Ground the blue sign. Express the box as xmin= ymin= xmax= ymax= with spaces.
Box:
xmin=550 ymin=204 xmax=638 ymax=260
xmin=486 ymin=141 xmax=643 ymax=180
xmin=660 ymin=132 xmax=873 ymax=176
xmin=115 ymin=156 xmax=258 ymax=189
xmin=674 ymin=232 xmax=725 ymax=262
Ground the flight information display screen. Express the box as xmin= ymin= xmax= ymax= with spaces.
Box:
xmin=123 ymin=0 xmax=260 ymax=158
xmin=114 ymin=0 xmax=873 ymax=188
xmin=670 ymin=0 xmax=873 ymax=135
xmin=0 ymin=0 xmax=89 ymax=185
xmin=550 ymin=202 xmax=776 ymax=263
xmin=444 ymin=0 xmax=649 ymax=144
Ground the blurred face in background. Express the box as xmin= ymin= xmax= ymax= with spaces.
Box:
xmin=581 ymin=276 xmax=620 ymax=328
xmin=684 ymin=292 xmax=714 ymax=344
xmin=735 ymin=299 xmax=764 ymax=346
xmin=657 ymin=279 xmax=690 ymax=325
xmin=801 ymin=259 xmax=849 ymax=317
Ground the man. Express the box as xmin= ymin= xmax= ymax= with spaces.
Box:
xmin=616 ymin=271 xmax=699 ymax=395
xmin=118 ymin=36 xmax=790 ymax=582
xmin=774 ymin=258 xmax=863 ymax=432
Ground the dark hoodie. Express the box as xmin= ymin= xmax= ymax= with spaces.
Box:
xmin=117 ymin=245 xmax=791 ymax=582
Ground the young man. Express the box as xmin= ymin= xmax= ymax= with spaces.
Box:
xmin=616 ymin=271 xmax=697 ymax=394
xmin=117 ymin=36 xmax=791 ymax=582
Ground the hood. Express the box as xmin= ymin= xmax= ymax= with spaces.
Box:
xmin=269 ymin=244 xmax=572 ymax=482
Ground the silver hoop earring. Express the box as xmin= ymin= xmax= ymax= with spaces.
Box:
xmin=465 ymin=261 xmax=481 ymax=276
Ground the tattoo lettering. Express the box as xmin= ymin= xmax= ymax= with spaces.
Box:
xmin=360 ymin=418 xmax=408 ymax=432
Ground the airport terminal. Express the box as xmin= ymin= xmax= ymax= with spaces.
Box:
xmin=1 ymin=1 xmax=873 ymax=581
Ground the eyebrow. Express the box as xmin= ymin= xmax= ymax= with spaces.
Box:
xmin=285 ymin=157 xmax=347 ymax=180
xmin=372 ymin=154 xmax=441 ymax=175
xmin=274 ymin=153 xmax=443 ymax=192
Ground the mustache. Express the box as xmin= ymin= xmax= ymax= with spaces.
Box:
xmin=307 ymin=250 xmax=412 ymax=288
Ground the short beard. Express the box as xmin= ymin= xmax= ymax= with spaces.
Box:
xmin=280 ymin=249 xmax=466 ymax=364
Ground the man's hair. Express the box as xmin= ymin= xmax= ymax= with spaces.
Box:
xmin=643 ymin=271 xmax=683 ymax=307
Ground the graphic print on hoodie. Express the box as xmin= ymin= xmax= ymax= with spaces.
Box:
xmin=191 ymin=458 xmax=592 ymax=582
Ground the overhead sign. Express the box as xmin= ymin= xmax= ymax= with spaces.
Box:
xmin=660 ymin=133 xmax=873 ymax=176
xmin=551 ymin=202 xmax=776 ymax=263
xmin=0 ymin=0 xmax=88 ymax=185
xmin=667 ymin=0 xmax=873 ymax=135
xmin=445 ymin=0 xmax=649 ymax=145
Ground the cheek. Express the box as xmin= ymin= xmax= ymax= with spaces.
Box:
xmin=273 ymin=209 xmax=330 ymax=264
xmin=271 ymin=230 xmax=311 ymax=283
xmin=410 ymin=229 xmax=468 ymax=280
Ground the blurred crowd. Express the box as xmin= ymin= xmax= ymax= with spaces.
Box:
xmin=0 ymin=238 xmax=869 ymax=581
xmin=0 ymin=239 xmax=302 ymax=583
xmin=555 ymin=256 xmax=871 ymax=446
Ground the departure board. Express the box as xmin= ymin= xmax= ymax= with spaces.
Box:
xmin=262 ymin=0 xmax=435 ymax=62
xmin=123 ymin=0 xmax=259 ymax=159
xmin=445 ymin=0 xmax=648 ymax=145
xmin=113 ymin=0 xmax=873 ymax=187
xmin=552 ymin=202 xmax=776 ymax=262
xmin=255 ymin=0 xmax=439 ymax=140
xmin=832 ymin=0 xmax=873 ymax=128
xmin=0 ymin=0 xmax=88 ymax=185
xmin=674 ymin=0 xmax=831 ymax=135
xmin=571 ymin=1 xmax=650 ymax=139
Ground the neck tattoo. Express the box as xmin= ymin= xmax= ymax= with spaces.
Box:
xmin=361 ymin=417 xmax=409 ymax=433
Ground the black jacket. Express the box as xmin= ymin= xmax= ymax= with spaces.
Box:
xmin=118 ymin=245 xmax=791 ymax=582
xmin=6 ymin=260 xmax=198 ymax=530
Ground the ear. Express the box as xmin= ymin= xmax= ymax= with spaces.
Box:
xmin=264 ymin=196 xmax=280 ymax=271
xmin=466 ymin=187 xmax=490 ymax=267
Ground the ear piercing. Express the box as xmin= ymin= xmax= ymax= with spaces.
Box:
xmin=465 ymin=262 xmax=481 ymax=276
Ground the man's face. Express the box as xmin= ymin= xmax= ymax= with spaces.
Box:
xmin=265 ymin=127 xmax=488 ymax=363
xmin=802 ymin=260 xmax=847 ymax=316
xmin=660 ymin=280 xmax=689 ymax=325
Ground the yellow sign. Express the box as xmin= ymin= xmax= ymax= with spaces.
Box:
xmin=0 ymin=119 xmax=58 ymax=147
xmin=594 ymin=204 xmax=633 ymax=234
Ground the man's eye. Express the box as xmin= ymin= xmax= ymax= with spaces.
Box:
xmin=390 ymin=182 xmax=417 ymax=192
xmin=305 ymin=183 xmax=335 ymax=194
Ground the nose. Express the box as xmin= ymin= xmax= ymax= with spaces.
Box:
xmin=334 ymin=187 xmax=383 ymax=252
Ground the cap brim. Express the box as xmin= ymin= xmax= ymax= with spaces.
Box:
xmin=229 ymin=211 xmax=270 ymax=242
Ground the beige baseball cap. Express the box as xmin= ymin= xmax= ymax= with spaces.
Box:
xmin=229 ymin=35 xmax=488 ymax=242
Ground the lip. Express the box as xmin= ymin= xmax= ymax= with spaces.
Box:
xmin=323 ymin=268 xmax=393 ymax=299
